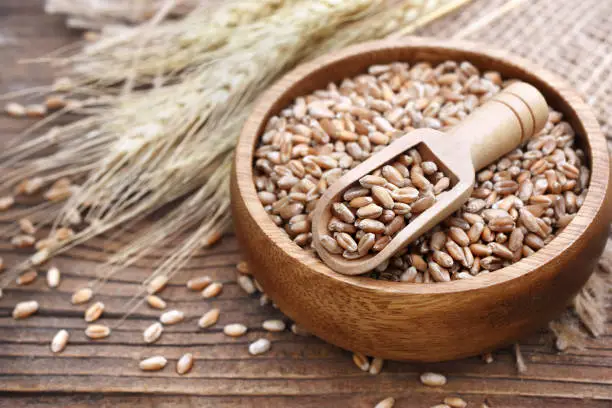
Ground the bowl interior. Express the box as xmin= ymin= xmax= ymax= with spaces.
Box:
xmin=236 ymin=37 xmax=607 ymax=294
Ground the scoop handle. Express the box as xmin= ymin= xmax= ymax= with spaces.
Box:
xmin=449 ymin=82 xmax=549 ymax=171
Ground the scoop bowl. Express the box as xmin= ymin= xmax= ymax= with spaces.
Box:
xmin=230 ymin=37 xmax=611 ymax=361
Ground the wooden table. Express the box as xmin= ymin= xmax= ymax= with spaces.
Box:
xmin=1 ymin=1 xmax=611 ymax=406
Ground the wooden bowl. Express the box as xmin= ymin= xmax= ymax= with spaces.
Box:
xmin=230 ymin=37 xmax=612 ymax=361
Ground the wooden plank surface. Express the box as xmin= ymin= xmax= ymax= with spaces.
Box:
xmin=1 ymin=1 xmax=611 ymax=406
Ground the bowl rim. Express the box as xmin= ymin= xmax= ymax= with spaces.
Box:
xmin=235 ymin=36 xmax=610 ymax=295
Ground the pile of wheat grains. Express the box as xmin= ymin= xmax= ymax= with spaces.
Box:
xmin=252 ymin=60 xmax=589 ymax=282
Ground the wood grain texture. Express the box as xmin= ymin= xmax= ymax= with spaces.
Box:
xmin=1 ymin=1 xmax=611 ymax=407
xmin=232 ymin=37 xmax=612 ymax=361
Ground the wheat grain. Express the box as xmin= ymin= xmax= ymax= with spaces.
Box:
xmin=186 ymin=276 xmax=212 ymax=291
xmin=147 ymin=276 xmax=168 ymax=294
xmin=374 ymin=398 xmax=395 ymax=408
xmin=160 ymin=309 xmax=185 ymax=325
xmin=198 ymin=308 xmax=220 ymax=329
xmin=11 ymin=235 xmax=35 ymax=248
xmin=85 ymin=324 xmax=111 ymax=339
xmin=236 ymin=261 xmax=250 ymax=275
xmin=248 ymin=338 xmax=271 ymax=355
xmin=0 ymin=196 xmax=15 ymax=211
xmin=143 ymin=322 xmax=163 ymax=344
xmin=72 ymin=288 xmax=93 ymax=304
xmin=420 ymin=372 xmax=447 ymax=387
xmin=369 ymin=357 xmax=384 ymax=375
xmin=352 ymin=352 xmax=370 ymax=371
xmin=16 ymin=270 xmax=37 ymax=285
xmin=4 ymin=102 xmax=26 ymax=117
xmin=139 ymin=356 xmax=167 ymax=371
xmin=262 ymin=319 xmax=286 ymax=332
xmin=146 ymin=295 xmax=166 ymax=310
xmin=84 ymin=301 xmax=105 ymax=322
xmin=51 ymin=329 xmax=69 ymax=353
xmin=12 ymin=300 xmax=39 ymax=319
xmin=46 ymin=266 xmax=61 ymax=288
xmin=237 ymin=275 xmax=256 ymax=295
xmin=202 ymin=282 xmax=223 ymax=298
xmin=176 ymin=352 xmax=194 ymax=375
xmin=444 ymin=397 xmax=467 ymax=408
xmin=31 ymin=249 xmax=50 ymax=266
xmin=19 ymin=218 xmax=36 ymax=235
xmin=223 ymin=323 xmax=247 ymax=337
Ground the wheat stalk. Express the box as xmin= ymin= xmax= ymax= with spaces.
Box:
xmin=0 ymin=0 xmax=468 ymax=298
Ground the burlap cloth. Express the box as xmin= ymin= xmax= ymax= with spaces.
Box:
xmin=415 ymin=0 xmax=612 ymax=346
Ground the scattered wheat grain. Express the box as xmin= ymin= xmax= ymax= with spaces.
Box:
xmin=84 ymin=301 xmax=105 ymax=322
xmin=176 ymin=353 xmax=194 ymax=375
xmin=249 ymin=338 xmax=271 ymax=355
xmin=51 ymin=329 xmax=69 ymax=353
xmin=139 ymin=356 xmax=167 ymax=371
xmin=143 ymin=322 xmax=164 ymax=344
xmin=223 ymin=323 xmax=247 ymax=337
xmin=12 ymin=300 xmax=39 ymax=319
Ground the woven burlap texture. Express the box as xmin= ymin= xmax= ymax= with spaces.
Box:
xmin=416 ymin=0 xmax=612 ymax=348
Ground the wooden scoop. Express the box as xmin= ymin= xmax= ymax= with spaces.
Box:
xmin=312 ymin=82 xmax=549 ymax=276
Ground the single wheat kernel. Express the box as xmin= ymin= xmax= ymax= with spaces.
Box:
xmin=186 ymin=276 xmax=212 ymax=291
xmin=45 ymin=95 xmax=66 ymax=110
xmin=139 ymin=356 xmax=167 ymax=371
xmin=44 ymin=186 xmax=73 ymax=202
xmin=5 ymin=102 xmax=26 ymax=117
xmin=369 ymin=357 xmax=384 ymax=375
xmin=147 ymin=275 xmax=168 ymax=294
xmin=237 ymin=275 xmax=257 ymax=294
xmin=291 ymin=323 xmax=310 ymax=336
xmin=84 ymin=301 xmax=105 ymax=322
xmin=0 ymin=196 xmax=14 ymax=211
xmin=420 ymin=372 xmax=447 ymax=387
xmin=25 ymin=104 xmax=47 ymax=118
xmin=223 ymin=323 xmax=247 ymax=337
xmin=430 ymin=405 xmax=451 ymax=408
xmin=201 ymin=230 xmax=223 ymax=247
xmin=31 ymin=249 xmax=50 ymax=266
xmin=143 ymin=322 xmax=164 ymax=344
xmin=176 ymin=353 xmax=194 ymax=375
xmin=249 ymin=338 xmax=271 ymax=355
xmin=198 ymin=308 xmax=220 ymax=329
xmin=374 ymin=397 xmax=395 ymax=408
xmin=16 ymin=270 xmax=37 ymax=285
xmin=55 ymin=227 xmax=74 ymax=241
xmin=444 ymin=396 xmax=467 ymax=408
xmin=146 ymin=295 xmax=167 ymax=310
xmin=12 ymin=300 xmax=39 ymax=319
xmin=11 ymin=234 xmax=35 ymax=248
xmin=46 ymin=266 xmax=60 ymax=288
xmin=262 ymin=319 xmax=286 ymax=332
xmin=71 ymin=288 xmax=93 ymax=305
xmin=0 ymin=257 xmax=4 ymax=271
xmin=160 ymin=310 xmax=184 ymax=325
xmin=236 ymin=261 xmax=250 ymax=274
xmin=51 ymin=329 xmax=69 ymax=353
xmin=85 ymin=324 xmax=111 ymax=339
xmin=16 ymin=177 xmax=44 ymax=195
xmin=202 ymin=282 xmax=223 ymax=298
xmin=18 ymin=218 xmax=36 ymax=235
xmin=482 ymin=352 xmax=494 ymax=364
xmin=36 ymin=238 xmax=57 ymax=251
xmin=353 ymin=352 xmax=370 ymax=371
